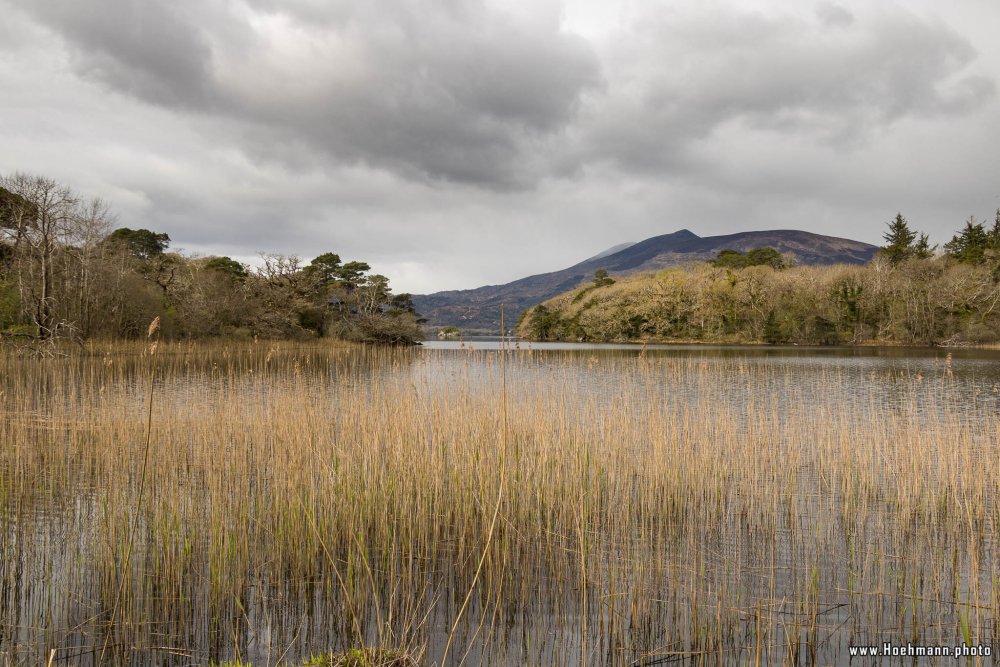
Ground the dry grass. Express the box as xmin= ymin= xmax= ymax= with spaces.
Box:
xmin=0 ymin=340 xmax=997 ymax=665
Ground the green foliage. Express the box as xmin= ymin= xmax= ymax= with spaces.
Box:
xmin=880 ymin=213 xmax=931 ymax=265
xmin=712 ymin=249 xmax=743 ymax=268
xmin=107 ymin=227 xmax=170 ymax=259
xmin=838 ymin=282 xmax=863 ymax=324
xmin=625 ymin=313 xmax=648 ymax=338
xmin=593 ymin=268 xmax=615 ymax=287
xmin=387 ymin=293 xmax=423 ymax=322
xmin=763 ymin=310 xmax=782 ymax=344
xmin=305 ymin=253 xmax=373 ymax=291
xmin=389 ymin=293 xmax=415 ymax=312
xmin=913 ymin=233 xmax=935 ymax=259
xmin=336 ymin=261 xmax=372 ymax=290
xmin=438 ymin=325 xmax=460 ymax=339
xmin=0 ymin=280 xmax=21 ymax=329
xmin=525 ymin=304 xmax=561 ymax=340
xmin=304 ymin=252 xmax=343 ymax=287
xmin=204 ymin=256 xmax=248 ymax=279
xmin=882 ymin=213 xmax=916 ymax=256
xmin=297 ymin=306 xmax=327 ymax=335
xmin=297 ymin=257 xmax=420 ymax=343
xmin=572 ymin=270 xmax=616 ymax=304
xmin=522 ymin=302 xmax=588 ymax=341
xmin=745 ymin=247 xmax=787 ymax=269
xmin=944 ymin=216 xmax=994 ymax=264
xmin=517 ymin=256 xmax=1000 ymax=346
xmin=1 ymin=173 xmax=423 ymax=344
xmin=812 ymin=316 xmax=839 ymax=345
xmin=710 ymin=247 xmax=787 ymax=269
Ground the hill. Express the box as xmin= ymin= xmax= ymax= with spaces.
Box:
xmin=412 ymin=229 xmax=879 ymax=333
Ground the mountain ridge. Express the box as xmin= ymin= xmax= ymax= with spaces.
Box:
xmin=412 ymin=229 xmax=879 ymax=333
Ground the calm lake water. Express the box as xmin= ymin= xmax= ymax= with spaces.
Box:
xmin=419 ymin=339 xmax=1000 ymax=420
xmin=2 ymin=341 xmax=999 ymax=666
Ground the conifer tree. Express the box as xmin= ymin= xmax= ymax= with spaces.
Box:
xmin=881 ymin=213 xmax=917 ymax=265
xmin=944 ymin=216 xmax=990 ymax=264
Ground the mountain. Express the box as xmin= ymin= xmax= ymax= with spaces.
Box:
xmin=412 ymin=229 xmax=879 ymax=333
xmin=583 ymin=241 xmax=637 ymax=262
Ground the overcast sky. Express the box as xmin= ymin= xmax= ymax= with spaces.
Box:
xmin=2 ymin=0 xmax=999 ymax=294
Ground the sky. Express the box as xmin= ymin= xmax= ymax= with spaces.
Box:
xmin=2 ymin=0 xmax=999 ymax=294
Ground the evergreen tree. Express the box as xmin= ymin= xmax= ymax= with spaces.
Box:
xmin=334 ymin=261 xmax=371 ymax=289
xmin=990 ymin=209 xmax=1000 ymax=248
xmin=913 ymin=233 xmax=936 ymax=259
xmin=204 ymin=256 xmax=247 ymax=279
xmin=106 ymin=227 xmax=170 ymax=259
xmin=881 ymin=213 xmax=917 ymax=265
xmin=304 ymin=252 xmax=342 ymax=287
xmin=944 ymin=217 xmax=990 ymax=264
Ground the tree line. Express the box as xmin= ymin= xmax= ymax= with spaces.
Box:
xmin=518 ymin=213 xmax=1000 ymax=346
xmin=0 ymin=173 xmax=423 ymax=344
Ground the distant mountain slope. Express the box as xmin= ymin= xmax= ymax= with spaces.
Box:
xmin=412 ymin=229 xmax=879 ymax=333
xmin=583 ymin=241 xmax=636 ymax=262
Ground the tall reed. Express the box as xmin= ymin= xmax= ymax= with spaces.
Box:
xmin=0 ymin=341 xmax=997 ymax=665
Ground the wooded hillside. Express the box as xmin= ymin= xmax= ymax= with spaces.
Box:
xmin=518 ymin=215 xmax=1000 ymax=346
xmin=0 ymin=173 xmax=422 ymax=344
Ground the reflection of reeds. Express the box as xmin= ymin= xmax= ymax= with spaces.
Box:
xmin=442 ymin=307 xmax=510 ymax=667
xmin=0 ymin=341 xmax=997 ymax=665
xmin=100 ymin=317 xmax=160 ymax=665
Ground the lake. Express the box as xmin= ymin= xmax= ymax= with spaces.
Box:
xmin=1 ymin=341 xmax=998 ymax=665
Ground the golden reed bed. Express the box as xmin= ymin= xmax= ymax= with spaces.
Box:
xmin=1 ymin=340 xmax=998 ymax=665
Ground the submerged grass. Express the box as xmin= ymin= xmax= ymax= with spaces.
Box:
xmin=0 ymin=339 xmax=998 ymax=665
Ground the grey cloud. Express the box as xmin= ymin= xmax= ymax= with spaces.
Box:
xmin=0 ymin=9 xmax=40 ymax=52
xmin=17 ymin=0 xmax=601 ymax=188
xmin=223 ymin=2 xmax=602 ymax=187
xmin=24 ymin=0 xmax=214 ymax=107
xmin=816 ymin=3 xmax=854 ymax=28
xmin=4 ymin=0 xmax=1000 ymax=296
xmin=239 ymin=0 xmax=358 ymax=28
xmin=582 ymin=6 xmax=997 ymax=172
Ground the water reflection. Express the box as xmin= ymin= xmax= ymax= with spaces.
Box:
xmin=416 ymin=341 xmax=1000 ymax=424
xmin=1 ymin=342 xmax=999 ymax=666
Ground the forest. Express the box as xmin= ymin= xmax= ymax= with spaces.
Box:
xmin=0 ymin=173 xmax=423 ymax=344
xmin=518 ymin=213 xmax=1000 ymax=346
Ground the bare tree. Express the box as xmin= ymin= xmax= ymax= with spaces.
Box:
xmin=63 ymin=197 xmax=116 ymax=336
xmin=0 ymin=173 xmax=79 ymax=339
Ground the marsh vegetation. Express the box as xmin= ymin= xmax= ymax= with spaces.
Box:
xmin=1 ymin=341 xmax=998 ymax=665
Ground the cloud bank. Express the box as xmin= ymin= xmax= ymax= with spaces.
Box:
xmin=2 ymin=0 xmax=998 ymax=293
